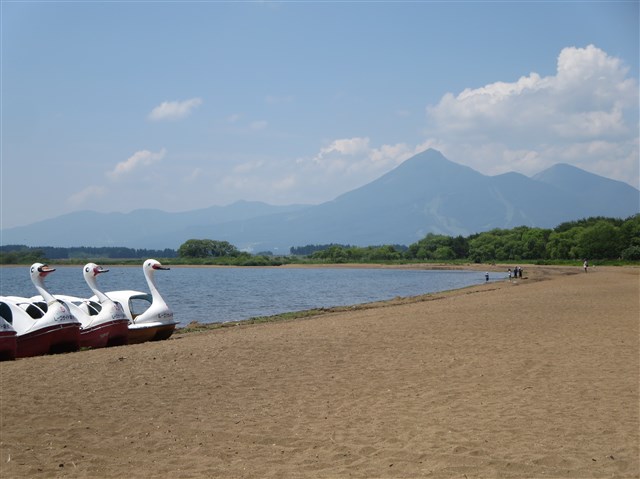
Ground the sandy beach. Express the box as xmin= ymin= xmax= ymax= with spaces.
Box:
xmin=1 ymin=264 xmax=638 ymax=478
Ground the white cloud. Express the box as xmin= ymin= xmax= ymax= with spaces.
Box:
xmin=67 ymin=148 xmax=166 ymax=208
xmin=424 ymin=45 xmax=639 ymax=186
xmin=252 ymin=137 xmax=417 ymax=201
xmin=108 ymin=148 xmax=167 ymax=180
xmin=369 ymin=143 xmax=414 ymax=165
xmin=148 ymin=98 xmax=203 ymax=121
xmin=233 ymin=160 xmax=265 ymax=174
xmin=81 ymin=45 xmax=636 ymax=218
xmin=318 ymin=137 xmax=371 ymax=157
xmin=67 ymin=185 xmax=107 ymax=207
xmin=310 ymin=137 xmax=416 ymax=174
xmin=249 ymin=120 xmax=268 ymax=130
xmin=183 ymin=168 xmax=203 ymax=183
xmin=273 ymin=174 xmax=296 ymax=191
xmin=210 ymin=138 xmax=415 ymax=206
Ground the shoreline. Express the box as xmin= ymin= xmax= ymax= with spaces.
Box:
xmin=176 ymin=263 xmax=583 ymax=333
xmin=0 ymin=260 xmax=602 ymax=271
xmin=1 ymin=265 xmax=638 ymax=478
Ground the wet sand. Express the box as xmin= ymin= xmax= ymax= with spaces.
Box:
xmin=1 ymin=265 xmax=638 ymax=478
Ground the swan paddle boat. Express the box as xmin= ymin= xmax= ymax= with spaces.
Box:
xmin=0 ymin=264 xmax=81 ymax=358
xmin=55 ymin=263 xmax=130 ymax=349
xmin=0 ymin=314 xmax=17 ymax=361
xmin=102 ymin=259 xmax=177 ymax=344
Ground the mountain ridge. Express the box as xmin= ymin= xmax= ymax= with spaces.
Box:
xmin=2 ymin=149 xmax=638 ymax=252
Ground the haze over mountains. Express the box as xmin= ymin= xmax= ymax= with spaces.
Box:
xmin=2 ymin=149 xmax=638 ymax=253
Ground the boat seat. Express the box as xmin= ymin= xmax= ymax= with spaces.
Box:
xmin=26 ymin=302 xmax=46 ymax=319
xmin=86 ymin=301 xmax=102 ymax=316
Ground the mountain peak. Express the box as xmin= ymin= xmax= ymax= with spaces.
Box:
xmin=401 ymin=148 xmax=457 ymax=168
xmin=534 ymin=163 xmax=638 ymax=190
xmin=1 ymin=150 xmax=637 ymax=250
xmin=412 ymin=148 xmax=448 ymax=160
xmin=388 ymin=149 xmax=478 ymax=177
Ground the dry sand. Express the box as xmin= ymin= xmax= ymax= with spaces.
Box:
xmin=0 ymin=265 xmax=638 ymax=478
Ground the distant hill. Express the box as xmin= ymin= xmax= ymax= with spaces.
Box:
xmin=532 ymin=163 xmax=638 ymax=217
xmin=2 ymin=149 xmax=638 ymax=252
xmin=0 ymin=201 xmax=308 ymax=251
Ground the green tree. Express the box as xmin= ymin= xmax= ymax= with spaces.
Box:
xmin=546 ymin=228 xmax=582 ymax=259
xmin=0 ymin=248 xmax=46 ymax=264
xmin=178 ymin=239 xmax=241 ymax=258
xmin=620 ymin=215 xmax=640 ymax=248
xmin=208 ymin=240 xmax=240 ymax=257
xmin=368 ymin=245 xmax=402 ymax=261
xmin=450 ymin=235 xmax=469 ymax=259
xmin=520 ymin=227 xmax=550 ymax=259
xmin=468 ymin=232 xmax=499 ymax=263
xmin=311 ymin=245 xmax=349 ymax=262
xmin=577 ymin=221 xmax=623 ymax=259
xmin=621 ymin=245 xmax=640 ymax=260
xmin=407 ymin=233 xmax=461 ymax=260
xmin=433 ymin=246 xmax=456 ymax=260
xmin=178 ymin=239 xmax=210 ymax=258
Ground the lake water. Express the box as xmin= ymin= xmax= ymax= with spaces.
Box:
xmin=0 ymin=265 xmax=492 ymax=327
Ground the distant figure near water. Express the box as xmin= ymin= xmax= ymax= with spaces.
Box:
xmin=583 ymin=259 xmax=589 ymax=273
xmin=485 ymin=272 xmax=489 ymax=282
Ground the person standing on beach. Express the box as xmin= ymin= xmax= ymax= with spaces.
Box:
xmin=583 ymin=259 xmax=589 ymax=273
xmin=485 ymin=272 xmax=489 ymax=282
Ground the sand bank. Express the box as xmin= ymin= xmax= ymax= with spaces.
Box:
xmin=1 ymin=265 xmax=638 ymax=478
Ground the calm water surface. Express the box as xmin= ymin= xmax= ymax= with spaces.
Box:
xmin=0 ymin=266 xmax=491 ymax=327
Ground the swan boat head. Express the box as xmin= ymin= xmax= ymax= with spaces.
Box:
xmin=83 ymin=263 xmax=112 ymax=304
xmin=30 ymin=263 xmax=58 ymax=304
xmin=28 ymin=263 xmax=79 ymax=325
xmin=53 ymin=263 xmax=128 ymax=328
xmin=106 ymin=259 xmax=175 ymax=327
xmin=81 ymin=262 xmax=128 ymax=320
xmin=0 ymin=265 xmax=80 ymax=336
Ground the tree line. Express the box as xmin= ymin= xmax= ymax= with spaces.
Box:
xmin=296 ymin=215 xmax=640 ymax=263
xmin=290 ymin=243 xmax=408 ymax=256
xmin=0 ymin=245 xmax=177 ymax=264
xmin=2 ymin=215 xmax=638 ymax=264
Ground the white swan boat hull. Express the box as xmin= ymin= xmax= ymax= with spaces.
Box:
xmin=53 ymin=295 xmax=130 ymax=349
xmin=102 ymin=290 xmax=178 ymax=345
xmin=0 ymin=297 xmax=81 ymax=358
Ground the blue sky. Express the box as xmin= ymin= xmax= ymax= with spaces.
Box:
xmin=1 ymin=1 xmax=638 ymax=230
